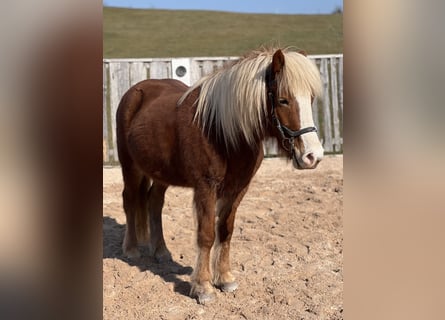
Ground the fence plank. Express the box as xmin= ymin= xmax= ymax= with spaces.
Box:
xmin=103 ymin=63 xmax=109 ymax=163
xmin=311 ymin=58 xmax=321 ymax=139
xmin=320 ymin=59 xmax=333 ymax=152
xmin=312 ymin=96 xmax=320 ymax=132
xmin=149 ymin=61 xmax=170 ymax=79
xmin=190 ymin=60 xmax=203 ymax=85
xmin=330 ymin=57 xmax=341 ymax=152
xmin=130 ymin=61 xmax=147 ymax=86
xmin=263 ymin=138 xmax=279 ymax=156
xmin=214 ymin=60 xmax=224 ymax=70
xmin=109 ymin=61 xmax=131 ymax=162
xmin=202 ymin=61 xmax=215 ymax=76
xmin=338 ymin=56 xmax=344 ymax=115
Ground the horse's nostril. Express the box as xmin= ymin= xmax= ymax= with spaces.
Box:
xmin=303 ymin=152 xmax=321 ymax=167
xmin=303 ymin=152 xmax=315 ymax=165
xmin=307 ymin=153 xmax=314 ymax=163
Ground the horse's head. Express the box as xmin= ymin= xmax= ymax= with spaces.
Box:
xmin=267 ymin=49 xmax=324 ymax=169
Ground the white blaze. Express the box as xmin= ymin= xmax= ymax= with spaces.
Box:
xmin=296 ymin=95 xmax=324 ymax=161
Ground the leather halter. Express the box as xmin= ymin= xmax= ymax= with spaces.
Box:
xmin=267 ymin=89 xmax=317 ymax=154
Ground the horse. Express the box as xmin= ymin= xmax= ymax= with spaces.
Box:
xmin=116 ymin=47 xmax=324 ymax=304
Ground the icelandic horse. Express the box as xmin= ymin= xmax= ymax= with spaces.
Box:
xmin=116 ymin=47 xmax=323 ymax=303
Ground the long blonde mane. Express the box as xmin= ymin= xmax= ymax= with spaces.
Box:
xmin=179 ymin=47 xmax=322 ymax=149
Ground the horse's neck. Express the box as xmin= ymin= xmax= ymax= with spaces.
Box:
xmin=225 ymin=140 xmax=264 ymax=173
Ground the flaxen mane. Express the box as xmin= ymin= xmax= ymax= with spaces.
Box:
xmin=179 ymin=47 xmax=322 ymax=149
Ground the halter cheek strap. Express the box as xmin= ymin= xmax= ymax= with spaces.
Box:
xmin=267 ymin=91 xmax=317 ymax=153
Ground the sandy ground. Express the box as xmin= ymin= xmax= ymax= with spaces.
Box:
xmin=103 ymin=155 xmax=343 ymax=319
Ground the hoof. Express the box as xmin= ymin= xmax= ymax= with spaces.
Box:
xmin=190 ymin=282 xmax=215 ymax=305
xmin=155 ymin=250 xmax=172 ymax=263
xmin=148 ymin=245 xmax=172 ymax=263
xmin=214 ymin=272 xmax=238 ymax=292
xmin=219 ymin=281 xmax=239 ymax=293
xmin=196 ymin=292 xmax=215 ymax=305
xmin=123 ymin=247 xmax=141 ymax=259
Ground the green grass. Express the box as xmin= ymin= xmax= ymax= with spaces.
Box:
xmin=103 ymin=7 xmax=343 ymax=58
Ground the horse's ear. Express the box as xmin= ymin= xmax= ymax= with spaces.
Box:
xmin=298 ymin=50 xmax=308 ymax=57
xmin=272 ymin=49 xmax=285 ymax=75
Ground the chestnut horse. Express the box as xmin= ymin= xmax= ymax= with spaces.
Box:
xmin=116 ymin=47 xmax=323 ymax=303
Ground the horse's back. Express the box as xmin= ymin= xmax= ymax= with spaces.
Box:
xmin=133 ymin=78 xmax=188 ymax=95
xmin=117 ymin=78 xmax=187 ymax=129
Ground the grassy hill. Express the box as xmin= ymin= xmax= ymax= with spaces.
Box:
xmin=103 ymin=7 xmax=342 ymax=58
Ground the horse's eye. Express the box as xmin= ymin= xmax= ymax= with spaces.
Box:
xmin=278 ymin=98 xmax=289 ymax=105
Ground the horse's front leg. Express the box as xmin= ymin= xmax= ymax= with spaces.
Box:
xmin=212 ymin=188 xmax=247 ymax=293
xmin=190 ymin=186 xmax=216 ymax=304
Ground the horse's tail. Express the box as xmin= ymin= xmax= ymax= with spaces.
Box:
xmin=116 ymin=85 xmax=145 ymax=164
xmin=116 ymin=86 xmax=144 ymax=143
xmin=116 ymin=86 xmax=151 ymax=246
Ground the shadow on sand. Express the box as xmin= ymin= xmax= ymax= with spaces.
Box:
xmin=103 ymin=216 xmax=193 ymax=297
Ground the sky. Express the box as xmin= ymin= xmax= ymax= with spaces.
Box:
xmin=103 ymin=0 xmax=343 ymax=15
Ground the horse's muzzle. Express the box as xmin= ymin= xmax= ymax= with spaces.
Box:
xmin=292 ymin=149 xmax=323 ymax=170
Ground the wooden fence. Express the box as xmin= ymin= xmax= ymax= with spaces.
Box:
xmin=103 ymin=54 xmax=343 ymax=165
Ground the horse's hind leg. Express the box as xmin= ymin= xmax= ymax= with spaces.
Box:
xmin=121 ymin=167 xmax=149 ymax=259
xmin=147 ymin=182 xmax=172 ymax=262
xmin=212 ymin=188 xmax=248 ymax=292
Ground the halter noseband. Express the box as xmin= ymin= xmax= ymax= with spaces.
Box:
xmin=267 ymin=89 xmax=317 ymax=154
